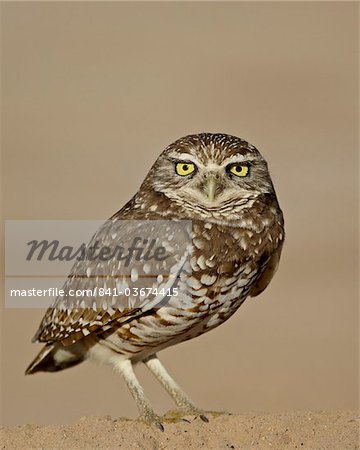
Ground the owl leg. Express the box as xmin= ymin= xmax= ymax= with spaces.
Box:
xmin=143 ymin=354 xmax=209 ymax=423
xmin=113 ymin=358 xmax=164 ymax=431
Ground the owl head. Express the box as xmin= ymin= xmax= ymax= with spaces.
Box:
xmin=141 ymin=133 xmax=276 ymax=215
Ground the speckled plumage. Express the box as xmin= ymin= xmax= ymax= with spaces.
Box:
xmin=26 ymin=133 xmax=284 ymax=429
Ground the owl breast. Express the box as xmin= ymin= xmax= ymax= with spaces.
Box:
xmin=97 ymin=211 xmax=283 ymax=361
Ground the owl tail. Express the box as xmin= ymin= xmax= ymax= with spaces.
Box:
xmin=25 ymin=343 xmax=84 ymax=374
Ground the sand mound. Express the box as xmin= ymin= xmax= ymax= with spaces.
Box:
xmin=2 ymin=411 xmax=358 ymax=449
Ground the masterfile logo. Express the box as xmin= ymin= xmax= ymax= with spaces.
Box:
xmin=5 ymin=220 xmax=192 ymax=308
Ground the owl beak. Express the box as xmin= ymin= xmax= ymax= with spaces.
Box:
xmin=205 ymin=176 xmax=218 ymax=202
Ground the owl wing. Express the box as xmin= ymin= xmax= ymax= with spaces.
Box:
xmin=249 ymin=244 xmax=283 ymax=297
xmin=33 ymin=218 xmax=191 ymax=346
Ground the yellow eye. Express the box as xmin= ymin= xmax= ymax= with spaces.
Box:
xmin=229 ymin=164 xmax=249 ymax=177
xmin=175 ymin=162 xmax=196 ymax=176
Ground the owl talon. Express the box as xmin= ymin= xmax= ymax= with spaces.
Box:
xmin=183 ymin=409 xmax=229 ymax=422
xmin=162 ymin=409 xmax=187 ymax=423
xmin=181 ymin=417 xmax=191 ymax=423
xmin=139 ymin=412 xmax=164 ymax=431
xmin=163 ymin=408 xmax=215 ymax=423
xmin=155 ymin=421 xmax=165 ymax=432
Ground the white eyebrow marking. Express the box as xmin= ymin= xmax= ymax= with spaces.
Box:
xmin=168 ymin=152 xmax=198 ymax=162
xmin=220 ymin=154 xmax=258 ymax=166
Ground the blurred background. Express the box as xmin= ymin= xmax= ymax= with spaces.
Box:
xmin=1 ymin=2 xmax=358 ymax=425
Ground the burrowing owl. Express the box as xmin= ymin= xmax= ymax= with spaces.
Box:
xmin=26 ymin=133 xmax=284 ymax=430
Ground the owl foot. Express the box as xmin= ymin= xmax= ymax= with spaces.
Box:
xmin=139 ymin=411 xmax=164 ymax=432
xmin=162 ymin=408 xmax=228 ymax=423
xmin=162 ymin=409 xmax=195 ymax=423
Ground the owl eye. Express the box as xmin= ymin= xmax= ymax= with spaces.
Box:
xmin=228 ymin=164 xmax=249 ymax=177
xmin=175 ymin=162 xmax=196 ymax=176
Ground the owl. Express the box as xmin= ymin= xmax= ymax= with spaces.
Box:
xmin=26 ymin=133 xmax=284 ymax=430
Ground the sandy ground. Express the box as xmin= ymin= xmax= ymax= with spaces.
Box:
xmin=1 ymin=411 xmax=359 ymax=449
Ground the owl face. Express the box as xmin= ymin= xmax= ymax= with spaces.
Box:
xmin=143 ymin=133 xmax=275 ymax=212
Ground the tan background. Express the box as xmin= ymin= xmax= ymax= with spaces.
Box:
xmin=1 ymin=2 xmax=358 ymax=426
